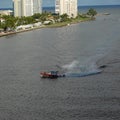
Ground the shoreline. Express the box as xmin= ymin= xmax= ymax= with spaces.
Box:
xmin=0 ymin=25 xmax=46 ymax=37
xmin=0 ymin=18 xmax=93 ymax=38
xmin=0 ymin=11 xmax=111 ymax=38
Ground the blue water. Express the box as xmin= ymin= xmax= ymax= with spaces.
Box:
xmin=0 ymin=5 xmax=120 ymax=120
xmin=0 ymin=5 xmax=120 ymax=78
xmin=42 ymin=5 xmax=120 ymax=13
xmin=0 ymin=5 xmax=120 ymax=77
xmin=1 ymin=5 xmax=120 ymax=13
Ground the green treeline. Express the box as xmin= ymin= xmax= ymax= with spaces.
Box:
xmin=0 ymin=8 xmax=97 ymax=31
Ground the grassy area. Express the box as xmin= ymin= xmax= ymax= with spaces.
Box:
xmin=45 ymin=17 xmax=93 ymax=28
xmin=45 ymin=21 xmax=70 ymax=28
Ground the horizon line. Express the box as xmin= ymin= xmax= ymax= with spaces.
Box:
xmin=43 ymin=4 xmax=120 ymax=7
xmin=0 ymin=4 xmax=120 ymax=9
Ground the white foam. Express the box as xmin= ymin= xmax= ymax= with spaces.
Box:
xmin=62 ymin=59 xmax=101 ymax=77
xmin=62 ymin=60 xmax=79 ymax=70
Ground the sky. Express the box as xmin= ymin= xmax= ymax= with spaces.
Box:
xmin=0 ymin=0 xmax=120 ymax=8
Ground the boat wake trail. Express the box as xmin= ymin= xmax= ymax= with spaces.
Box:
xmin=62 ymin=60 xmax=102 ymax=77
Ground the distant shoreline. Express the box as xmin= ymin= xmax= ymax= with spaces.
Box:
xmin=0 ymin=18 xmax=93 ymax=37
xmin=0 ymin=4 xmax=120 ymax=10
xmin=0 ymin=11 xmax=111 ymax=38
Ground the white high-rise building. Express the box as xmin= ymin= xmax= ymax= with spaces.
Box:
xmin=33 ymin=0 xmax=42 ymax=14
xmin=13 ymin=0 xmax=22 ymax=17
xmin=55 ymin=0 xmax=78 ymax=18
xmin=22 ymin=0 xmax=33 ymax=16
xmin=13 ymin=0 xmax=42 ymax=17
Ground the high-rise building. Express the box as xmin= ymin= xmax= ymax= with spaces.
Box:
xmin=22 ymin=0 xmax=33 ymax=16
xmin=33 ymin=0 xmax=42 ymax=14
xmin=55 ymin=0 xmax=78 ymax=18
xmin=13 ymin=0 xmax=42 ymax=17
xmin=13 ymin=0 xmax=22 ymax=17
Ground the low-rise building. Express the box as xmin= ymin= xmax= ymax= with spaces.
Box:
xmin=43 ymin=21 xmax=51 ymax=25
xmin=33 ymin=22 xmax=42 ymax=27
xmin=0 ymin=10 xmax=13 ymax=16
xmin=16 ymin=24 xmax=33 ymax=31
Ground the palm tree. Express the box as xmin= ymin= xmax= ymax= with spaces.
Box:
xmin=87 ymin=8 xmax=97 ymax=18
xmin=60 ymin=13 xmax=69 ymax=22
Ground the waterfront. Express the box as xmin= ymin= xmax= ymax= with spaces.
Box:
xmin=0 ymin=5 xmax=120 ymax=120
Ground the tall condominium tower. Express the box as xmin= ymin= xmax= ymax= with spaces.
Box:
xmin=22 ymin=0 xmax=33 ymax=16
xmin=33 ymin=0 xmax=42 ymax=14
xmin=55 ymin=0 xmax=78 ymax=18
xmin=13 ymin=0 xmax=42 ymax=17
xmin=13 ymin=0 xmax=22 ymax=17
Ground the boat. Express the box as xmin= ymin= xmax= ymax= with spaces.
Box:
xmin=40 ymin=71 xmax=65 ymax=78
xmin=103 ymin=13 xmax=110 ymax=15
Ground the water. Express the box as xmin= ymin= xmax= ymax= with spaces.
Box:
xmin=0 ymin=5 xmax=120 ymax=120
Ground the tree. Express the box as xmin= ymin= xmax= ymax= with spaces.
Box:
xmin=52 ymin=13 xmax=60 ymax=22
xmin=25 ymin=16 xmax=35 ymax=24
xmin=38 ymin=12 xmax=49 ymax=22
xmin=16 ymin=16 xmax=35 ymax=26
xmin=87 ymin=8 xmax=97 ymax=17
xmin=32 ymin=13 xmax=41 ymax=19
xmin=60 ymin=13 xmax=69 ymax=22
xmin=1 ymin=15 xmax=18 ymax=30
